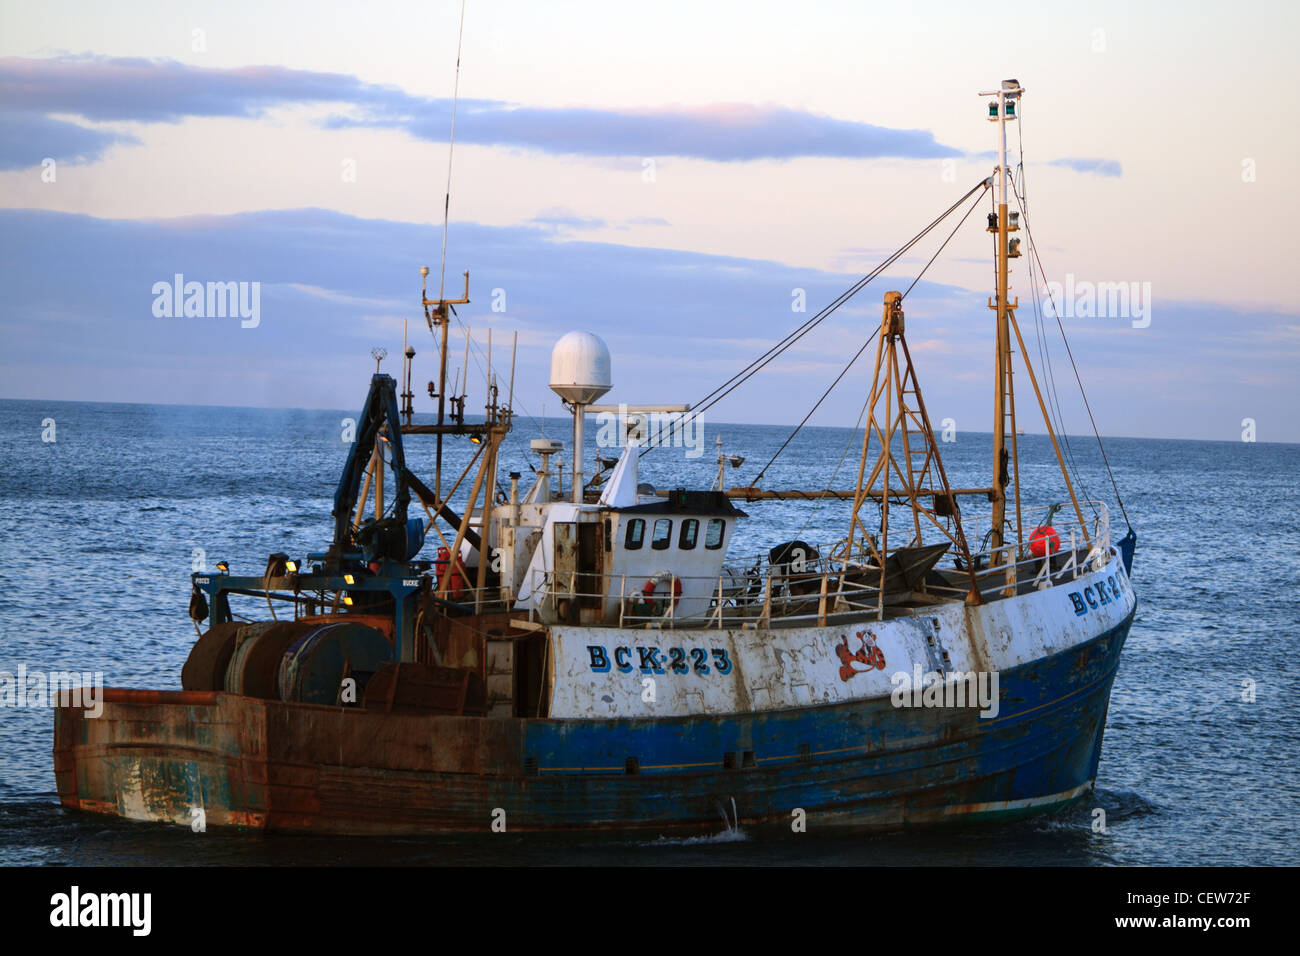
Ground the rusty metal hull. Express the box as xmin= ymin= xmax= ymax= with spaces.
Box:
xmin=53 ymin=612 xmax=1131 ymax=835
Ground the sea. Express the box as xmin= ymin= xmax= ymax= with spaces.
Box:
xmin=0 ymin=397 xmax=1296 ymax=866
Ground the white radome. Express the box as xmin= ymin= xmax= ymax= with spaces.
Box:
xmin=549 ymin=331 xmax=612 ymax=405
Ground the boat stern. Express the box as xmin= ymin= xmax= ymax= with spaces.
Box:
xmin=53 ymin=689 xmax=269 ymax=830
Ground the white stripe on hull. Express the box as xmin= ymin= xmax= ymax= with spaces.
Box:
xmin=915 ymin=781 xmax=1095 ymax=821
xmin=546 ymin=548 xmax=1135 ymax=718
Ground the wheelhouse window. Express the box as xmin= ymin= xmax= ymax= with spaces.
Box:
xmin=705 ymin=518 xmax=726 ymax=550
xmin=651 ymin=518 xmax=673 ymax=550
xmin=624 ymin=518 xmax=645 ymax=550
xmin=679 ymin=518 xmax=699 ymax=550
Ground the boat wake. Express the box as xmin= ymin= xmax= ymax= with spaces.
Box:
xmin=640 ymin=828 xmax=751 ymax=847
xmin=632 ymin=798 xmax=751 ymax=847
xmin=1091 ymin=787 xmax=1162 ymax=821
xmin=1019 ymin=787 xmax=1160 ymax=836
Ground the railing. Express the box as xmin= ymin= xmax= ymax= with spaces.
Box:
xmin=426 ymin=581 xmax=508 ymax=614
xmin=522 ymin=501 xmax=1117 ymax=629
xmin=961 ymin=500 xmax=1110 ymax=558
xmin=528 ymin=563 xmax=860 ymax=630
xmin=958 ymin=500 xmax=1112 ymax=600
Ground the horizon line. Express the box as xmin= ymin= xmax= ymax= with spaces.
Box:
xmin=2 ymin=393 xmax=1293 ymax=447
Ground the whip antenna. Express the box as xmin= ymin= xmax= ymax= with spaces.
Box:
xmin=438 ymin=0 xmax=467 ymax=303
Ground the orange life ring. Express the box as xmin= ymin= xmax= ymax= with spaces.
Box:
xmin=642 ymin=575 xmax=682 ymax=607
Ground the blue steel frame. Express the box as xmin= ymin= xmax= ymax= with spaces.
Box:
xmin=189 ymin=372 xmax=428 ymax=660
xmin=189 ymin=570 xmax=424 ymax=660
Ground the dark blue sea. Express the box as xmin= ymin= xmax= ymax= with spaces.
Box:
xmin=0 ymin=397 xmax=1296 ymax=866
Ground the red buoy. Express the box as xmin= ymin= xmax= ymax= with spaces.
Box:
xmin=1029 ymin=525 xmax=1060 ymax=558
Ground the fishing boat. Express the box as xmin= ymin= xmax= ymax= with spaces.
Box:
xmin=54 ymin=79 xmax=1138 ymax=835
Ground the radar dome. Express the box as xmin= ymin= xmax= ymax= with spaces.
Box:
xmin=549 ymin=331 xmax=612 ymax=404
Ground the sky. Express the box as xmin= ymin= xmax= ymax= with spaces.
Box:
xmin=1 ymin=0 xmax=1297 ymax=442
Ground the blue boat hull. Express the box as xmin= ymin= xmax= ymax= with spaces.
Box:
xmin=54 ymin=608 xmax=1131 ymax=834
xmin=511 ymin=610 xmax=1131 ymax=831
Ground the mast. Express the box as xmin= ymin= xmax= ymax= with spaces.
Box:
xmin=982 ymin=79 xmax=1024 ymax=575
xmin=846 ymin=292 xmax=978 ymax=605
xmin=422 ymin=267 xmax=471 ymax=500
xmin=978 ymin=78 xmax=1094 ymax=584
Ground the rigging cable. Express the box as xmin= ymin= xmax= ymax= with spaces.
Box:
xmin=1016 ymin=206 xmax=1131 ymax=528
xmin=785 ymin=382 xmax=877 ymax=544
xmin=1010 ymin=101 xmax=1127 ymax=527
xmin=901 ymin=181 xmax=988 ymax=301
xmin=1011 ymin=136 xmax=1095 ymax=514
xmin=641 ymin=177 xmax=992 ymax=456
xmin=751 ymin=330 xmax=879 ymax=486
xmin=1019 ymin=192 xmax=1095 ymax=513
xmin=691 ymin=178 xmax=989 ymax=416
xmin=752 ymin=182 xmax=989 ymax=484
xmin=1015 ymin=118 xmax=1093 ymax=510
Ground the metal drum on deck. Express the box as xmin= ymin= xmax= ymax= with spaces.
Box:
xmin=224 ymin=620 xmax=316 ymax=699
xmin=278 ymin=622 xmax=393 ymax=705
xmin=181 ymin=621 xmax=243 ymax=691
xmin=222 ymin=622 xmax=273 ymax=694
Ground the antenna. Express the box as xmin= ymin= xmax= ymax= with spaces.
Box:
xmin=460 ymin=326 xmax=471 ymax=396
xmin=438 ymin=0 xmax=468 ymax=304
xmin=401 ymin=321 xmax=416 ymax=424
xmin=507 ymin=330 xmax=518 ymax=413
xmin=714 ymin=434 xmax=745 ymax=491
xmin=420 ymin=1 xmax=472 ymax=502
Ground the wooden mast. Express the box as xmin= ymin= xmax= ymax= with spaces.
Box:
xmin=986 ymin=80 xmax=1022 ymax=578
xmin=981 ymin=78 xmax=1092 ymax=584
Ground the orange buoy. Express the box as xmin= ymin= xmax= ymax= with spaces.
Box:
xmin=1029 ymin=525 xmax=1060 ymax=558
